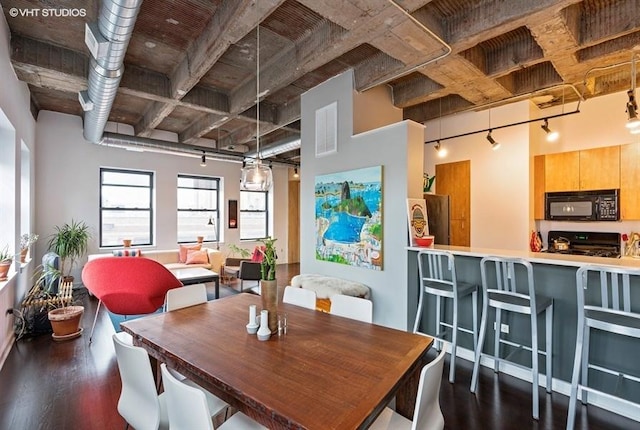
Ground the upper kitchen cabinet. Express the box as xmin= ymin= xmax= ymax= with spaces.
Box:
xmin=544 ymin=151 xmax=580 ymax=192
xmin=579 ymin=146 xmax=620 ymax=191
xmin=620 ymin=142 xmax=640 ymax=220
xmin=436 ymin=160 xmax=470 ymax=246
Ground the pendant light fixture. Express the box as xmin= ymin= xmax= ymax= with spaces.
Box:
xmin=241 ymin=4 xmax=273 ymax=191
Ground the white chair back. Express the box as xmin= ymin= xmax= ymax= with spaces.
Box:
xmin=160 ymin=363 xmax=214 ymax=430
xmin=412 ymin=349 xmax=446 ymax=430
xmin=330 ymin=294 xmax=373 ymax=323
xmin=283 ymin=286 xmax=317 ymax=310
xmin=165 ymin=284 xmax=207 ymax=311
xmin=112 ymin=332 xmax=168 ymax=430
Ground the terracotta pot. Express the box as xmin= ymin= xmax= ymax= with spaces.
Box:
xmin=0 ymin=261 xmax=11 ymax=281
xmin=20 ymin=248 xmax=28 ymax=263
xmin=122 ymin=239 xmax=132 ymax=248
xmin=48 ymin=306 xmax=84 ymax=338
xmin=260 ymin=279 xmax=278 ymax=334
xmin=197 ymin=236 xmax=204 ymax=243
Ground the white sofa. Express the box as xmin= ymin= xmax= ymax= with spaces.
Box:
xmin=88 ymin=248 xmax=224 ymax=274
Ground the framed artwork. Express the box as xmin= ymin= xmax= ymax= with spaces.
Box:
xmin=228 ymin=200 xmax=238 ymax=229
xmin=315 ymin=165 xmax=383 ymax=270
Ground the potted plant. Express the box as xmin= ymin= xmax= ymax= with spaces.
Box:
xmin=19 ymin=233 xmax=39 ymax=263
xmin=0 ymin=245 xmax=13 ymax=281
xmin=46 ymin=220 xmax=90 ymax=283
xmin=258 ymin=237 xmax=278 ymax=333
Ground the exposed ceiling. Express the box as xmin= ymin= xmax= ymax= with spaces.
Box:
xmin=3 ymin=0 xmax=640 ymax=163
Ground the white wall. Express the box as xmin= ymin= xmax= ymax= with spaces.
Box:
xmin=0 ymin=11 xmax=37 ymax=368
xmin=34 ymin=111 xmax=291 ymax=280
xmin=300 ymin=70 xmax=424 ymax=330
xmin=424 ymin=102 xmax=531 ymax=250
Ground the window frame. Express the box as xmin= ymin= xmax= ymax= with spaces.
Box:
xmin=176 ymin=174 xmax=221 ymax=245
xmin=239 ymin=190 xmax=269 ymax=241
xmin=99 ymin=167 xmax=154 ymax=248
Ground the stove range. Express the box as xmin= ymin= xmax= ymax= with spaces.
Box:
xmin=543 ymin=231 xmax=621 ymax=259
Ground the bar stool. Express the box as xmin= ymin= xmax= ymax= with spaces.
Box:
xmin=470 ymin=256 xmax=553 ymax=420
xmin=566 ymin=265 xmax=640 ymax=430
xmin=414 ymin=249 xmax=478 ymax=383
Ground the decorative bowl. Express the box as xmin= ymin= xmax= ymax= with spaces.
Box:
xmin=415 ymin=236 xmax=434 ymax=247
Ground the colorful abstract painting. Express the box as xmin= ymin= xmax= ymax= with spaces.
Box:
xmin=315 ymin=166 xmax=383 ymax=270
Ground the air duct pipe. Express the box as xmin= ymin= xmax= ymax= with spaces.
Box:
xmin=244 ymin=135 xmax=301 ymax=159
xmin=82 ymin=0 xmax=142 ymax=143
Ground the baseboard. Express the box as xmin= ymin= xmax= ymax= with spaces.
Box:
xmin=448 ymin=345 xmax=640 ymax=422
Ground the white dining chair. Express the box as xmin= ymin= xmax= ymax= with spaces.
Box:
xmin=282 ymin=286 xmax=317 ymax=310
xmin=330 ymin=294 xmax=373 ymax=323
xmin=160 ymin=363 xmax=267 ymax=430
xmin=369 ymin=349 xmax=446 ymax=430
xmin=164 ymin=283 xmax=208 ymax=311
xmin=112 ymin=332 xmax=169 ymax=430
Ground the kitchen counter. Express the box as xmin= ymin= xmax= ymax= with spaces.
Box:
xmin=407 ymin=244 xmax=640 ymax=268
xmin=406 ymin=245 xmax=640 ymax=419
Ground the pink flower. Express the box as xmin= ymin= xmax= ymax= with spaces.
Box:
xmin=622 ymin=234 xmax=629 ymax=242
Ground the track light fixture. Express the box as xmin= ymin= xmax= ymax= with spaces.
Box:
xmin=486 ymin=130 xmax=500 ymax=150
xmin=200 ymin=151 xmax=207 ymax=167
xmin=541 ymin=119 xmax=559 ymax=142
xmin=434 ymin=141 xmax=447 ymax=158
xmin=626 ymin=89 xmax=640 ymax=130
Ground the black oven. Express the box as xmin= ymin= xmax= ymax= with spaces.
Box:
xmin=545 ymin=189 xmax=620 ymax=221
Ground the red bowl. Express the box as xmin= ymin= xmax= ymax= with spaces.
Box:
xmin=415 ymin=236 xmax=434 ymax=247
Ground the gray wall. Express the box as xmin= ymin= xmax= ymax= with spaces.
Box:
xmin=300 ymin=70 xmax=424 ymax=329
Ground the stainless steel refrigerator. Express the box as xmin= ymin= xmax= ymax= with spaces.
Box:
xmin=423 ymin=193 xmax=450 ymax=245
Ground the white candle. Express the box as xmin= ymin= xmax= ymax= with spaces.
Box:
xmin=249 ymin=304 xmax=257 ymax=325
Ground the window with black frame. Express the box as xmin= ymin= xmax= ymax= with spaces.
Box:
xmin=177 ymin=174 xmax=220 ymax=244
xmin=100 ymin=168 xmax=154 ymax=247
xmin=240 ymin=190 xmax=269 ymax=240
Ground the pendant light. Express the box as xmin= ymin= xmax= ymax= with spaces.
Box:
xmin=241 ymin=5 xmax=273 ymax=191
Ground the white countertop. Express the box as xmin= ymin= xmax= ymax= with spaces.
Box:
xmin=407 ymin=245 xmax=640 ymax=269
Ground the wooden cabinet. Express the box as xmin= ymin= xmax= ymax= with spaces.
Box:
xmin=579 ymin=146 xmax=620 ymax=190
xmin=620 ymin=142 xmax=640 ymax=220
xmin=544 ymin=151 xmax=579 ymax=192
xmin=436 ymin=160 xmax=470 ymax=246
xmin=533 ymin=155 xmax=545 ymax=219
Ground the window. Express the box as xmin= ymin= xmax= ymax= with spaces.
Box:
xmin=100 ymin=168 xmax=154 ymax=247
xmin=177 ymin=175 xmax=220 ymax=244
xmin=240 ymin=190 xmax=269 ymax=240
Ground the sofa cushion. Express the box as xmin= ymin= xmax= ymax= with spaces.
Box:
xmin=186 ymin=249 xmax=209 ymax=265
xmin=179 ymin=244 xmax=201 ymax=263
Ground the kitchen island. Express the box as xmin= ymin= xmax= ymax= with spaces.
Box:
xmin=407 ymin=245 xmax=640 ymax=420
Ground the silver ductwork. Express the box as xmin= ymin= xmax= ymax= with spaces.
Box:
xmin=244 ymin=135 xmax=301 ymax=160
xmin=82 ymin=0 xmax=142 ymax=143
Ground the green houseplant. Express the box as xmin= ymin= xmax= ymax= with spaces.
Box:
xmin=258 ymin=237 xmax=278 ymax=333
xmin=47 ymin=220 xmax=90 ymax=282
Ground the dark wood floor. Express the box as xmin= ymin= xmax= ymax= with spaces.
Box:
xmin=0 ymin=262 xmax=636 ymax=429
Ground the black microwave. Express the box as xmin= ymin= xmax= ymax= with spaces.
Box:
xmin=545 ymin=189 xmax=620 ymax=221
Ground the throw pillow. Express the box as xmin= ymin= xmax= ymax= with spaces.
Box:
xmin=112 ymin=249 xmax=142 ymax=257
xmin=185 ymin=249 xmax=209 ymax=265
xmin=179 ymin=244 xmax=201 ymax=263
xmin=251 ymin=246 xmax=265 ymax=262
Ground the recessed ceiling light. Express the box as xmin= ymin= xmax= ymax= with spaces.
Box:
xmin=166 ymin=18 xmax=179 ymax=25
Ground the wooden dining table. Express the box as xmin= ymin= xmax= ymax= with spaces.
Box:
xmin=121 ymin=293 xmax=433 ymax=430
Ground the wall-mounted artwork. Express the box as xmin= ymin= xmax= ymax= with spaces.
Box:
xmin=315 ymin=166 xmax=383 ymax=270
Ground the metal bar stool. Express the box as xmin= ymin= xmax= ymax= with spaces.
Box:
xmin=566 ymin=265 xmax=640 ymax=430
xmin=414 ymin=249 xmax=478 ymax=383
xmin=470 ymin=256 xmax=553 ymax=420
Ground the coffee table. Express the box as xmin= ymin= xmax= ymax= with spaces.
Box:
xmin=171 ymin=267 xmax=220 ymax=299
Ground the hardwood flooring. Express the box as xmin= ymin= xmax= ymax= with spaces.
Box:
xmin=0 ymin=262 xmax=636 ymax=429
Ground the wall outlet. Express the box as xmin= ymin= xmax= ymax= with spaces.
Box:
xmin=494 ymin=322 xmax=509 ymax=334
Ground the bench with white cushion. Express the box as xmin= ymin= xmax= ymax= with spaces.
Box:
xmin=290 ymin=274 xmax=370 ymax=299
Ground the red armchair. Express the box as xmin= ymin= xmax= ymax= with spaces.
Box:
xmin=82 ymin=257 xmax=183 ymax=342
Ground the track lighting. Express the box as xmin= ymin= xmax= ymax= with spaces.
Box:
xmin=626 ymin=89 xmax=640 ymax=129
xmin=434 ymin=141 xmax=447 ymax=158
xmin=541 ymin=119 xmax=559 ymax=142
xmin=200 ymin=151 xmax=207 ymax=167
xmin=486 ymin=130 xmax=500 ymax=150
xmin=293 ymin=167 xmax=299 ymax=178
